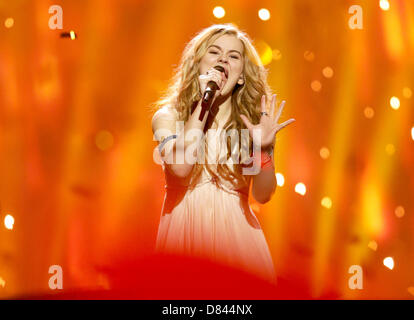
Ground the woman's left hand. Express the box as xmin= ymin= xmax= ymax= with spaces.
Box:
xmin=240 ymin=94 xmax=296 ymax=150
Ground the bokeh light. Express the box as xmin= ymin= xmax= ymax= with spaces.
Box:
xmin=383 ymin=257 xmax=394 ymax=270
xmin=4 ymin=17 xmax=14 ymax=28
xmin=390 ymin=96 xmax=400 ymax=110
xmin=276 ymin=172 xmax=285 ymax=187
xmin=258 ymin=9 xmax=270 ymax=21
xmin=368 ymin=240 xmax=378 ymax=251
xmin=213 ymin=6 xmax=225 ymax=19
xmin=304 ymin=51 xmax=315 ymax=61
xmin=295 ymin=182 xmax=306 ymax=196
xmin=320 ymin=147 xmax=330 ymax=159
xmin=311 ymin=80 xmax=322 ymax=92
xmin=402 ymin=87 xmax=412 ymax=98
xmin=379 ymin=0 xmax=390 ymax=11
xmin=364 ymin=107 xmax=375 ymax=119
xmin=321 ymin=196 xmax=332 ymax=209
xmin=95 ymin=130 xmax=114 ymax=151
xmin=395 ymin=206 xmax=405 ymax=218
xmin=4 ymin=214 xmax=14 ymax=230
xmin=322 ymin=66 xmax=334 ymax=78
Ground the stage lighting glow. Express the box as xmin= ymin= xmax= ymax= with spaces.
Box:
xmin=304 ymin=51 xmax=315 ymax=61
xmin=390 ymin=96 xmax=400 ymax=109
xmin=379 ymin=0 xmax=390 ymax=11
xmin=322 ymin=66 xmax=334 ymax=78
xmin=70 ymin=30 xmax=76 ymax=40
xmin=320 ymin=147 xmax=330 ymax=159
xmin=258 ymin=9 xmax=270 ymax=21
xmin=411 ymin=127 xmax=414 ymax=140
xmin=403 ymin=87 xmax=412 ymax=98
xmin=95 ymin=130 xmax=114 ymax=151
xmin=0 ymin=277 xmax=5 ymax=288
xmin=385 ymin=143 xmax=395 ymax=155
xmin=368 ymin=240 xmax=378 ymax=251
xmin=311 ymin=80 xmax=322 ymax=92
xmin=4 ymin=214 xmax=14 ymax=230
xmin=276 ymin=173 xmax=285 ymax=187
xmin=4 ymin=17 xmax=14 ymax=28
xmin=364 ymin=107 xmax=375 ymax=119
xmin=213 ymin=6 xmax=225 ymax=19
xmin=272 ymin=49 xmax=282 ymax=61
xmin=295 ymin=183 xmax=306 ymax=196
xmin=321 ymin=196 xmax=332 ymax=209
xmin=255 ymin=40 xmax=273 ymax=65
xmin=383 ymin=257 xmax=394 ymax=270
xmin=395 ymin=206 xmax=405 ymax=218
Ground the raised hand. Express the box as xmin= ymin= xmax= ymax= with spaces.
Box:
xmin=240 ymin=94 xmax=295 ymax=150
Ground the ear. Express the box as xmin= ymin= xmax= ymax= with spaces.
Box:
xmin=237 ymin=76 xmax=244 ymax=85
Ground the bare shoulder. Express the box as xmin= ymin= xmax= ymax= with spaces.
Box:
xmin=152 ymin=105 xmax=178 ymax=124
xmin=151 ymin=105 xmax=179 ymax=138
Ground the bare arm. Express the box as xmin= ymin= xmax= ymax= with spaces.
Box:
xmin=251 ymin=146 xmax=276 ymax=204
xmin=152 ymin=100 xmax=210 ymax=179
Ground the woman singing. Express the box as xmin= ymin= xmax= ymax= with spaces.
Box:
xmin=151 ymin=24 xmax=295 ymax=284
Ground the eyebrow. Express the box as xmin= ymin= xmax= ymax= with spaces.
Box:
xmin=208 ymin=45 xmax=242 ymax=56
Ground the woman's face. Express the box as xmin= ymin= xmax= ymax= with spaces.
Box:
xmin=199 ymin=34 xmax=245 ymax=96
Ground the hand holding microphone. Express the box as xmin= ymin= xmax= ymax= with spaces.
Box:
xmin=198 ymin=65 xmax=226 ymax=121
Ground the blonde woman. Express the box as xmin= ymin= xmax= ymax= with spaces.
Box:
xmin=151 ymin=24 xmax=295 ymax=284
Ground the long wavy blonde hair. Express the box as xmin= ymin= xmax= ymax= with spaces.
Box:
xmin=153 ymin=24 xmax=272 ymax=190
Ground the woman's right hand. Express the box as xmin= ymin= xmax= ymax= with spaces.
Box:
xmin=198 ymin=67 xmax=226 ymax=99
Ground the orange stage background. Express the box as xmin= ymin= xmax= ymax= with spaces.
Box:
xmin=0 ymin=0 xmax=413 ymax=299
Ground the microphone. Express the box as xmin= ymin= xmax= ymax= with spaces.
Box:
xmin=199 ymin=65 xmax=225 ymax=121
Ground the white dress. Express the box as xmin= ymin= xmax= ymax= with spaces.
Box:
xmin=154 ymin=106 xmax=276 ymax=284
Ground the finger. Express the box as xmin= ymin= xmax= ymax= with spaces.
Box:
xmin=260 ymin=95 xmax=266 ymax=113
xmin=269 ymin=94 xmax=277 ymax=118
xmin=240 ymin=114 xmax=253 ymax=130
xmin=275 ymin=100 xmax=286 ymax=122
xmin=275 ymin=118 xmax=296 ymax=131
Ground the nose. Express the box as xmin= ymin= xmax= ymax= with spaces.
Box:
xmin=218 ymin=54 xmax=228 ymax=64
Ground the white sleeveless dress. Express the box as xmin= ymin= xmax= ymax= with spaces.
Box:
xmin=154 ymin=106 xmax=276 ymax=284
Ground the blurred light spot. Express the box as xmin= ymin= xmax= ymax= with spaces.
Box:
xmin=213 ymin=6 xmax=225 ymax=19
xmin=4 ymin=17 xmax=14 ymax=28
xmin=4 ymin=214 xmax=14 ymax=230
xmin=383 ymin=257 xmax=394 ymax=270
xmin=395 ymin=206 xmax=405 ymax=218
xmin=276 ymin=172 xmax=284 ymax=187
xmin=408 ymin=287 xmax=414 ymax=296
xmin=320 ymin=147 xmax=330 ymax=159
xmin=255 ymin=40 xmax=273 ymax=66
xmin=272 ymin=49 xmax=282 ymax=61
xmin=379 ymin=0 xmax=390 ymax=11
xmin=390 ymin=96 xmax=400 ymax=110
xmin=368 ymin=240 xmax=378 ymax=251
xmin=411 ymin=127 xmax=414 ymax=140
xmin=403 ymin=87 xmax=412 ymax=98
xmin=0 ymin=277 xmax=5 ymax=288
xmin=70 ymin=30 xmax=76 ymax=40
xmin=295 ymin=182 xmax=306 ymax=196
xmin=364 ymin=107 xmax=375 ymax=119
xmin=95 ymin=130 xmax=114 ymax=151
xmin=322 ymin=66 xmax=334 ymax=78
xmin=311 ymin=80 xmax=322 ymax=92
xmin=304 ymin=51 xmax=315 ymax=61
xmin=258 ymin=8 xmax=270 ymax=21
xmin=250 ymin=203 xmax=260 ymax=214
xmin=385 ymin=143 xmax=395 ymax=155
xmin=321 ymin=196 xmax=332 ymax=209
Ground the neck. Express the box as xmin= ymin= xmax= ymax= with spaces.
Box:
xmin=210 ymin=91 xmax=232 ymax=124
